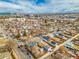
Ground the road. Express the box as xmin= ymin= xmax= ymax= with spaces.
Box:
xmin=38 ymin=34 xmax=79 ymax=59
xmin=18 ymin=47 xmax=32 ymax=59
xmin=13 ymin=39 xmax=33 ymax=59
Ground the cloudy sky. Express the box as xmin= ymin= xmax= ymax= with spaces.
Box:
xmin=0 ymin=0 xmax=79 ymax=14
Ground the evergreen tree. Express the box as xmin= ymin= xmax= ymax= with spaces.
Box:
xmin=23 ymin=31 xmax=27 ymax=36
xmin=16 ymin=33 xmax=21 ymax=38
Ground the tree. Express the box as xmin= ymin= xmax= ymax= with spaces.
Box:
xmin=23 ymin=30 xmax=27 ymax=36
xmin=16 ymin=33 xmax=21 ymax=38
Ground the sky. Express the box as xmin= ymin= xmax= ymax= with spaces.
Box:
xmin=0 ymin=0 xmax=79 ymax=14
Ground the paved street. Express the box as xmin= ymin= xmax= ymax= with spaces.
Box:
xmin=38 ymin=34 xmax=79 ymax=59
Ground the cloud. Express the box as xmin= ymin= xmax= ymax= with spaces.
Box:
xmin=0 ymin=0 xmax=79 ymax=13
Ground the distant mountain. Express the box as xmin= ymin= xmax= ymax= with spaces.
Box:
xmin=0 ymin=13 xmax=16 ymax=16
xmin=0 ymin=12 xmax=79 ymax=16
